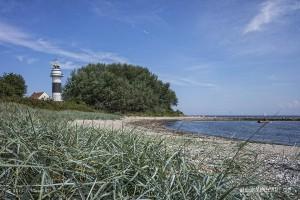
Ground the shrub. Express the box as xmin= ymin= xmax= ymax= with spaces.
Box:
xmin=0 ymin=73 xmax=27 ymax=97
xmin=63 ymin=63 xmax=179 ymax=114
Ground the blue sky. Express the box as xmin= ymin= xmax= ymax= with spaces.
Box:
xmin=0 ymin=0 xmax=299 ymax=115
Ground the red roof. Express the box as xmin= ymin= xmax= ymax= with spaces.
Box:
xmin=30 ymin=92 xmax=45 ymax=99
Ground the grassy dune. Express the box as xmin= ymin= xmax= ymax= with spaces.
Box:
xmin=0 ymin=103 xmax=298 ymax=199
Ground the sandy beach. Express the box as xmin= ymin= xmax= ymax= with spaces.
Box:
xmin=73 ymin=116 xmax=300 ymax=187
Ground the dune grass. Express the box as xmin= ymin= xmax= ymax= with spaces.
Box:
xmin=0 ymin=103 xmax=297 ymax=199
xmin=0 ymin=102 xmax=121 ymax=121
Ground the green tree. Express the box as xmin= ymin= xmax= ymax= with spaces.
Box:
xmin=0 ymin=73 xmax=27 ymax=97
xmin=63 ymin=63 xmax=179 ymax=114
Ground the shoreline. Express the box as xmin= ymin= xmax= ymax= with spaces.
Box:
xmin=73 ymin=116 xmax=300 ymax=152
xmin=128 ymin=118 xmax=300 ymax=147
xmin=129 ymin=118 xmax=300 ymax=187
xmin=73 ymin=117 xmax=300 ymax=186
xmin=73 ymin=116 xmax=300 ymax=148
xmin=125 ymin=115 xmax=300 ymax=121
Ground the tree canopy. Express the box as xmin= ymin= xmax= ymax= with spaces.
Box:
xmin=0 ymin=73 xmax=27 ymax=98
xmin=63 ymin=63 xmax=179 ymax=113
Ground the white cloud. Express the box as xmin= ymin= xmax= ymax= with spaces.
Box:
xmin=16 ymin=55 xmax=25 ymax=62
xmin=0 ymin=21 xmax=128 ymax=66
xmin=267 ymin=74 xmax=278 ymax=81
xmin=279 ymin=99 xmax=300 ymax=111
xmin=287 ymin=99 xmax=300 ymax=109
xmin=243 ymin=0 xmax=300 ymax=34
xmin=92 ymin=0 xmax=166 ymax=27
xmin=184 ymin=64 xmax=210 ymax=71
xmin=160 ymin=74 xmax=216 ymax=88
xmin=143 ymin=30 xmax=149 ymax=34
xmin=16 ymin=55 xmax=38 ymax=64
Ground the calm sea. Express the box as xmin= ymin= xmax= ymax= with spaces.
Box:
xmin=165 ymin=121 xmax=300 ymax=146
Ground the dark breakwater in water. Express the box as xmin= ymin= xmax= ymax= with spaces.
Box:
xmin=165 ymin=120 xmax=300 ymax=146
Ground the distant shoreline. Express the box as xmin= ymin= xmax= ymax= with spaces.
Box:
xmin=193 ymin=116 xmax=300 ymax=121
xmin=128 ymin=118 xmax=300 ymax=147
xmin=74 ymin=116 xmax=300 ymax=148
xmin=126 ymin=115 xmax=300 ymax=121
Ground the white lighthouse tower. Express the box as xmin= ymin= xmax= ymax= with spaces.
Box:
xmin=50 ymin=63 xmax=63 ymax=101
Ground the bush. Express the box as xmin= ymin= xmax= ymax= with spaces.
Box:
xmin=0 ymin=73 xmax=27 ymax=97
xmin=63 ymin=63 xmax=179 ymax=114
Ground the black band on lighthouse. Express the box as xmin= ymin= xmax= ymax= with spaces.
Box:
xmin=52 ymin=83 xmax=61 ymax=93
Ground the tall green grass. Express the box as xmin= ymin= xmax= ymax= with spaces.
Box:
xmin=0 ymin=96 xmax=97 ymax=112
xmin=0 ymin=103 xmax=297 ymax=199
xmin=0 ymin=102 xmax=120 ymax=121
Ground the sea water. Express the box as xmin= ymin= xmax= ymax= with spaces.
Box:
xmin=165 ymin=120 xmax=300 ymax=146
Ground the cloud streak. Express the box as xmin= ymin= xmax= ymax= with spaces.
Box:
xmin=160 ymin=74 xmax=216 ymax=88
xmin=287 ymin=99 xmax=300 ymax=109
xmin=279 ymin=99 xmax=300 ymax=112
xmin=92 ymin=0 xmax=166 ymax=27
xmin=243 ymin=0 xmax=300 ymax=34
xmin=0 ymin=21 xmax=127 ymax=65
xmin=16 ymin=55 xmax=38 ymax=64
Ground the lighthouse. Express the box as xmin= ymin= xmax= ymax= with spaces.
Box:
xmin=50 ymin=63 xmax=63 ymax=101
